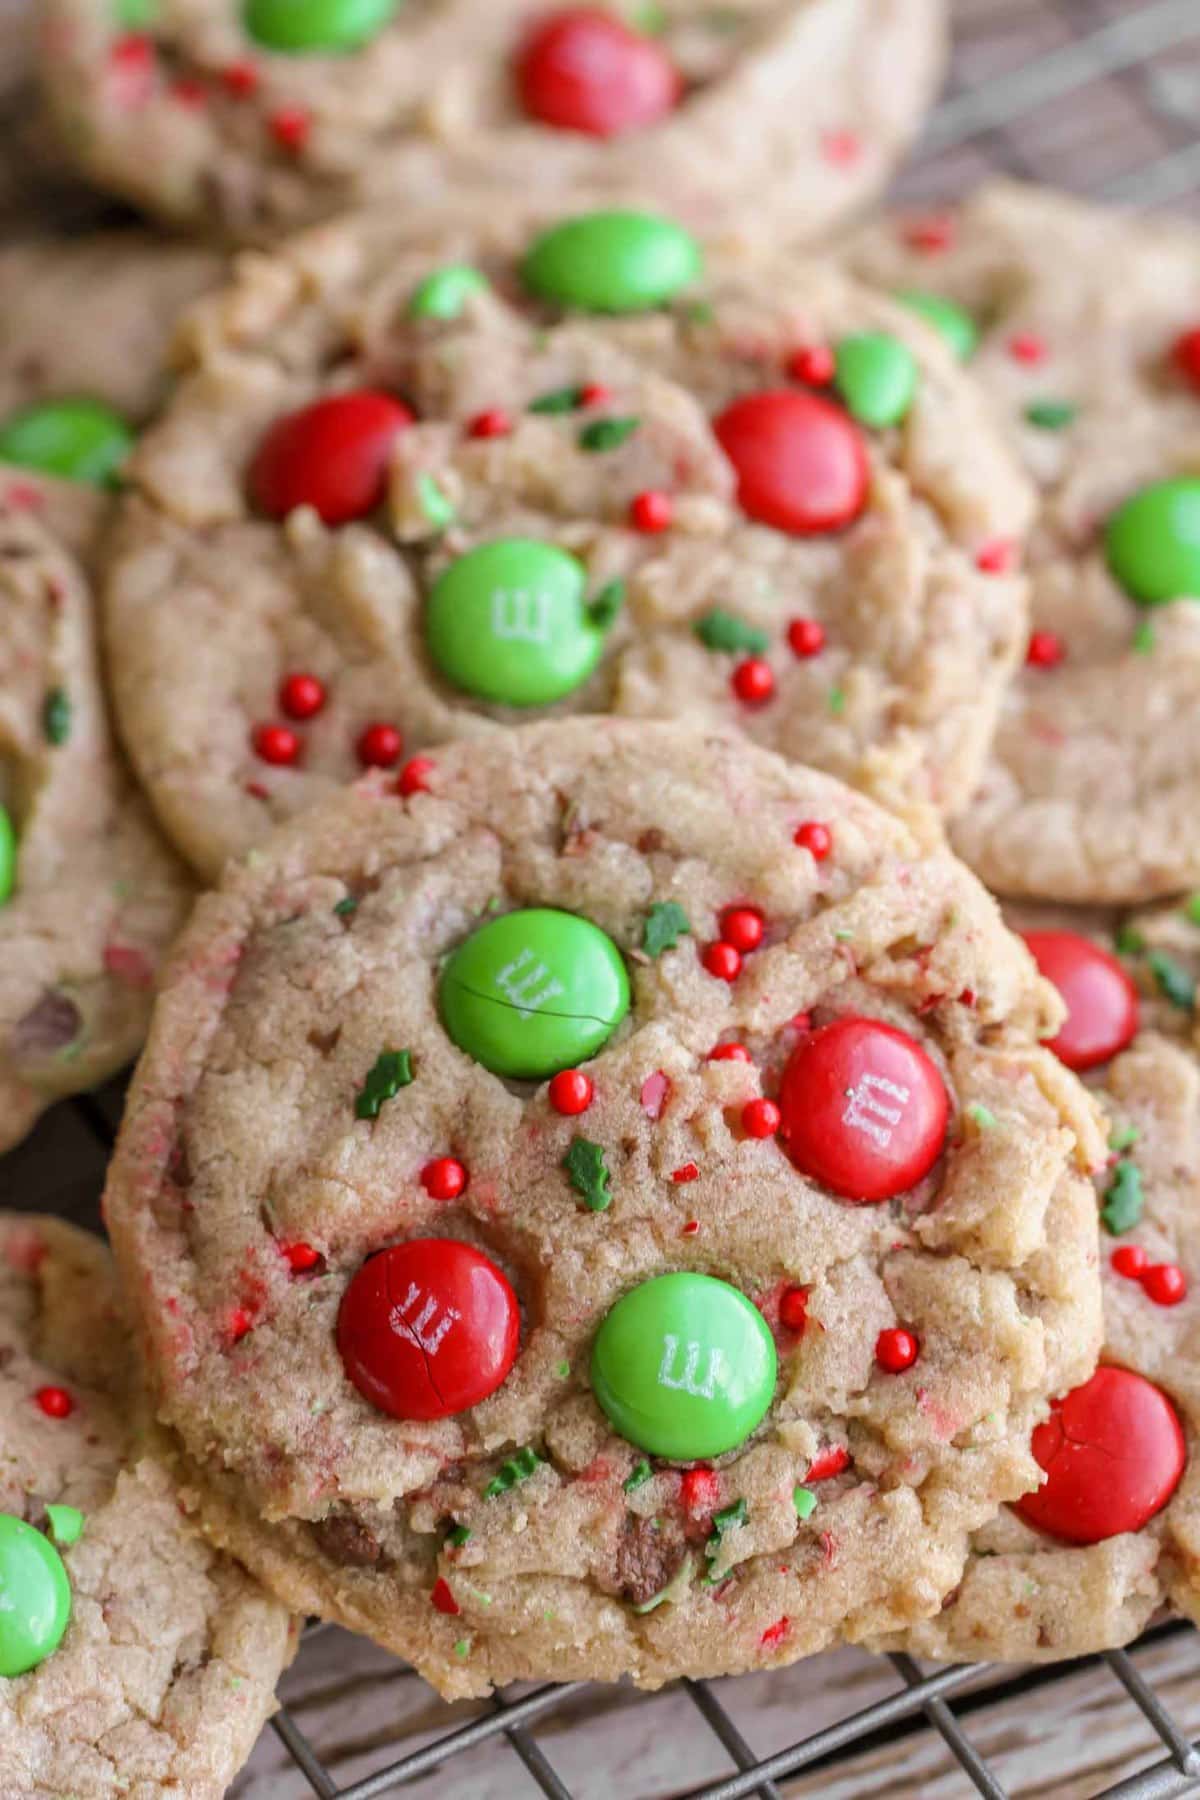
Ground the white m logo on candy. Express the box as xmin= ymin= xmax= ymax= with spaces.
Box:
xmin=842 ymin=1072 xmax=910 ymax=1150
xmin=495 ymin=946 xmax=565 ymax=1018
xmin=490 ymin=588 xmax=553 ymax=644
xmin=657 ymin=1334 xmax=725 ymax=1399
xmin=390 ymin=1282 xmax=460 ymax=1356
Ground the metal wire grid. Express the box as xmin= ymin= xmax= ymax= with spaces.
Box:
xmin=24 ymin=3 xmax=1200 ymax=1795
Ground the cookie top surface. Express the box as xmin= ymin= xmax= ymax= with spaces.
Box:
xmin=0 ymin=502 xmax=192 ymax=1151
xmin=847 ymin=183 xmax=1200 ymax=904
xmin=104 ymin=202 xmax=1032 ymax=880
xmin=37 ymin=0 xmax=945 ymax=245
xmin=0 ymin=1213 xmax=295 ymax=1800
xmin=883 ymin=907 xmax=1200 ymax=1662
xmin=104 ymin=718 xmax=1104 ymax=1697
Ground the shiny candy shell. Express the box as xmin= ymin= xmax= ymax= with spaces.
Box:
xmin=1106 ymin=478 xmax=1200 ymax=606
xmin=337 ymin=1238 xmax=519 ymax=1421
xmin=440 ymin=907 xmax=630 ymax=1079
xmin=244 ymin=0 xmax=398 ymax=53
xmin=713 ymin=390 xmax=869 ymax=536
xmin=590 ymin=1272 xmax=777 ymax=1459
xmin=0 ymin=805 xmax=14 ymax=906
xmin=1021 ymin=930 xmax=1139 ymax=1072
xmin=1015 ymin=1367 xmax=1185 ymax=1545
xmin=895 ymin=289 xmax=979 ymax=362
xmin=0 ymin=398 xmax=133 ymax=489
xmin=516 ymin=7 xmax=680 ymax=137
xmin=521 ymin=210 xmax=701 ymax=314
xmin=425 ymin=538 xmax=611 ymax=706
xmin=249 ymin=390 xmax=413 ymax=525
xmin=779 ymin=1016 xmax=949 ymax=1202
xmin=833 ymin=332 xmax=919 ymax=429
xmin=0 ymin=1513 xmax=71 ymax=1677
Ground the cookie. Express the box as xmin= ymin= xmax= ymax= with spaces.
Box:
xmin=37 ymin=0 xmax=945 ymax=246
xmin=0 ymin=501 xmax=192 ymax=1151
xmin=102 ymin=717 xmax=1105 ymax=1699
xmin=878 ymin=912 xmax=1200 ymax=1662
xmin=0 ymin=1213 xmax=296 ymax=1799
xmin=0 ymin=232 xmax=221 ymax=556
xmin=104 ymin=202 xmax=1033 ymax=881
xmin=846 ymin=183 xmax=1200 ymax=904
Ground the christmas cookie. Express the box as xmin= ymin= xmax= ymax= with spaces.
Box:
xmin=104 ymin=202 xmax=1033 ymax=880
xmin=846 ymin=183 xmax=1200 ymax=903
xmin=0 ymin=1213 xmax=296 ymax=1797
xmin=880 ymin=914 xmax=1200 ymax=1661
xmin=0 ymin=502 xmax=192 ymax=1151
xmin=36 ymin=0 xmax=945 ymax=246
xmin=103 ymin=717 xmax=1105 ymax=1699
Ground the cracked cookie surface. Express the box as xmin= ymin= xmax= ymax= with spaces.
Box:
xmin=104 ymin=718 xmax=1103 ymax=1698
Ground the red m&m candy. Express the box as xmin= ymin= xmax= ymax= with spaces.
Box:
xmin=249 ymin=390 xmax=413 ymax=525
xmin=337 ymin=1239 xmax=519 ymax=1420
xmin=712 ymin=390 xmax=869 ymax=536
xmin=1015 ymin=1367 xmax=1185 ymax=1545
xmin=1020 ymin=930 xmax=1139 ymax=1071
xmin=778 ymin=1016 xmax=948 ymax=1202
xmin=515 ymin=8 xmax=680 ymax=138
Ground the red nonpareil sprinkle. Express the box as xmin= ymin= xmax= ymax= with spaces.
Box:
xmin=1142 ymin=1263 xmax=1187 ymax=1306
xmin=640 ymin=1070 xmax=670 ymax=1119
xmin=793 ymin=820 xmax=831 ymax=860
xmin=821 ymin=128 xmax=861 ymax=165
xmin=787 ymin=345 xmax=835 ymax=387
xmin=221 ymin=59 xmax=259 ymax=97
xmin=1026 ymin=630 xmax=1064 ymax=669
xmin=702 ymin=941 xmax=742 ymax=982
xmin=679 ymin=1467 xmax=719 ymax=1513
xmin=3 ymin=481 xmax=46 ymax=513
xmin=579 ymin=382 xmax=611 ymax=407
xmin=1008 ymin=332 xmax=1048 ymax=366
xmin=708 ymin=1041 xmax=751 ymax=1063
xmin=270 ymin=106 xmax=311 ymax=153
xmin=421 ymin=1157 xmax=467 ymax=1201
xmin=1112 ymin=1245 xmax=1149 ymax=1279
xmin=788 ymin=617 xmax=825 ymax=658
xmin=356 ymin=722 xmax=403 ymax=769
xmin=169 ymin=74 xmax=207 ymax=106
xmin=731 ymin=657 xmax=774 ymax=705
xmin=876 ymin=1327 xmax=919 ymax=1372
xmin=975 ymin=537 xmax=1018 ymax=574
xmin=779 ymin=1285 xmax=809 ymax=1334
xmin=279 ymin=672 xmax=326 ymax=719
xmin=252 ymin=723 xmax=301 ymax=766
xmin=282 ymin=1241 xmax=321 ymax=1273
xmin=245 ymin=780 xmax=270 ymax=801
xmin=903 ymin=213 xmax=956 ymax=254
xmin=110 ymin=31 xmax=153 ymax=71
xmin=629 ymin=489 xmax=673 ymax=533
xmin=430 ymin=1577 xmax=460 ymax=1616
xmin=35 ymin=1385 xmax=73 ymax=1419
xmin=227 ymin=1307 xmax=253 ymax=1343
xmin=397 ymin=755 xmax=435 ymax=797
xmin=468 ymin=407 xmax=512 ymax=439
xmin=1172 ymin=326 xmax=1200 ymax=393
xmin=806 ymin=1445 xmax=850 ymax=1482
xmin=760 ymin=1616 xmax=790 ymax=1650
xmin=671 ymin=1162 xmax=700 ymax=1184
xmin=721 ymin=907 xmax=764 ymax=953
xmin=549 ymin=1069 xmax=594 ymax=1115
xmin=108 ymin=32 xmax=155 ymax=104
xmin=742 ymin=1098 xmax=781 ymax=1139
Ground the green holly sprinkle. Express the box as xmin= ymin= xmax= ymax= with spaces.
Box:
xmin=555 ymin=1359 xmax=571 ymax=1379
xmin=44 ymin=1505 xmax=84 ymax=1548
xmin=484 ymin=1446 xmax=542 ymax=1499
xmin=643 ymin=900 xmax=690 ymax=958
xmin=1109 ymin=1122 xmax=1140 ymax=1152
xmin=828 ymin=685 xmax=846 ymax=715
xmin=1147 ymin=949 xmax=1197 ymax=1011
xmin=624 ymin=1459 xmax=653 ymax=1492
xmin=965 ymin=1101 xmax=997 ymax=1130
xmin=529 ymin=385 xmax=585 ymax=415
xmin=1184 ymin=893 xmax=1200 ymax=926
xmin=1132 ymin=621 xmax=1156 ymax=655
xmin=588 ymin=578 xmax=625 ymax=629
xmin=1115 ymin=924 xmax=1145 ymax=956
xmin=445 ymin=1524 xmax=471 ymax=1548
xmin=793 ymin=1485 xmax=817 ymax=1521
xmin=408 ymin=265 xmax=489 ymax=322
xmin=563 ymin=1136 xmax=613 ymax=1212
xmin=1101 ymin=1159 xmax=1144 ymax=1235
xmin=1024 ymin=400 xmax=1077 ymax=430
xmin=416 ymin=473 xmax=456 ymax=531
xmin=42 ymin=687 xmax=70 ymax=746
xmin=333 ymin=896 xmax=358 ymax=918
xmin=354 ymin=1048 xmax=414 ymax=1120
xmin=705 ymin=1498 xmax=748 ymax=1566
xmin=453 ymin=1638 xmax=471 ymax=1659
xmin=578 ymin=416 xmax=640 ymax=453
xmin=693 ymin=609 xmax=770 ymax=655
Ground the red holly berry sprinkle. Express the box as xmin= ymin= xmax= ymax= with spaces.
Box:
xmin=221 ymin=60 xmax=259 ymax=97
xmin=397 ymin=756 xmax=435 ymax=797
xmin=702 ymin=941 xmax=742 ymax=982
xmin=679 ymin=1467 xmax=720 ymax=1513
xmin=720 ymin=907 xmax=764 ymax=953
xmin=788 ymin=617 xmax=826 ymax=658
xmin=629 ymin=489 xmax=673 ymax=533
xmin=270 ymin=106 xmax=311 ymax=153
xmin=549 ymin=1069 xmax=594 ymax=1115
xmin=282 ymin=1241 xmax=321 ymax=1273
xmin=1111 ymin=1244 xmax=1149 ymax=1279
xmin=731 ymin=657 xmax=775 ymax=705
xmin=35 ymin=1385 xmax=73 ymax=1419
xmin=714 ymin=390 xmax=870 ymax=536
xmin=249 ymin=390 xmax=412 ymax=525
xmin=468 ymin=408 xmax=513 ymax=439
xmin=355 ymin=722 xmax=403 ymax=769
xmin=787 ymin=346 xmax=835 ymax=387
xmin=779 ymin=1286 xmax=809 ymax=1334
xmin=579 ymin=382 xmax=611 ymax=408
xmin=671 ymin=1162 xmax=700 ymax=1184
xmin=279 ymin=672 xmax=326 ymax=719
xmin=515 ymin=8 xmax=680 ymax=138
xmin=708 ymin=1042 xmax=751 ymax=1063
xmin=875 ymin=1327 xmax=919 ymax=1373
xmin=903 ymin=213 xmax=956 ymax=255
xmin=1026 ymin=630 xmax=1064 ymax=669
xmin=760 ymin=1616 xmax=790 ymax=1650
xmin=1008 ymin=332 xmax=1048 ymax=366
xmin=422 ymin=1157 xmax=467 ymax=1201
xmin=169 ymin=75 xmax=207 ymax=107
xmin=1172 ymin=326 xmax=1200 ymax=394
xmin=252 ymin=723 xmax=301 ymax=766
xmin=1142 ymin=1262 xmax=1187 ymax=1306
xmin=975 ymin=538 xmax=1018 ymax=575
xmin=793 ymin=821 xmax=832 ymax=860
xmin=430 ymin=1577 xmax=460 ymax=1615
xmin=742 ymin=1098 xmax=781 ymax=1139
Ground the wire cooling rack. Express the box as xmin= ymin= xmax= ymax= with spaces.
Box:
xmin=8 ymin=0 xmax=1200 ymax=1794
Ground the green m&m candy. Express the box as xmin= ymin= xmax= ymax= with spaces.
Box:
xmin=0 ymin=398 xmax=133 ymax=489
xmin=0 ymin=806 xmax=15 ymax=907
xmin=440 ymin=908 xmax=629 ymax=1079
xmin=591 ymin=1273 xmax=776 ymax=1460
xmin=0 ymin=1513 xmax=71 ymax=1678
xmin=426 ymin=538 xmax=613 ymax=707
xmin=522 ymin=210 xmax=701 ymax=314
xmin=895 ymin=289 xmax=979 ymax=362
xmin=244 ymin=0 xmax=397 ymax=52
xmin=1105 ymin=478 xmax=1200 ymax=607
xmin=408 ymin=265 xmax=489 ymax=322
xmin=834 ymin=332 xmax=919 ymax=430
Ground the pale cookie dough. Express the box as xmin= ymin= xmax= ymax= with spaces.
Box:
xmin=846 ymin=183 xmax=1200 ymax=904
xmin=104 ymin=202 xmax=1032 ymax=881
xmin=36 ymin=0 xmax=945 ymax=246
xmin=0 ymin=502 xmax=192 ymax=1151
xmin=0 ymin=1213 xmax=297 ymax=1800
xmin=103 ymin=718 xmax=1104 ymax=1700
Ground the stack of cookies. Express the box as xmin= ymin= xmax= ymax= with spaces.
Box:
xmin=2 ymin=1 xmax=1199 ymax=1790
